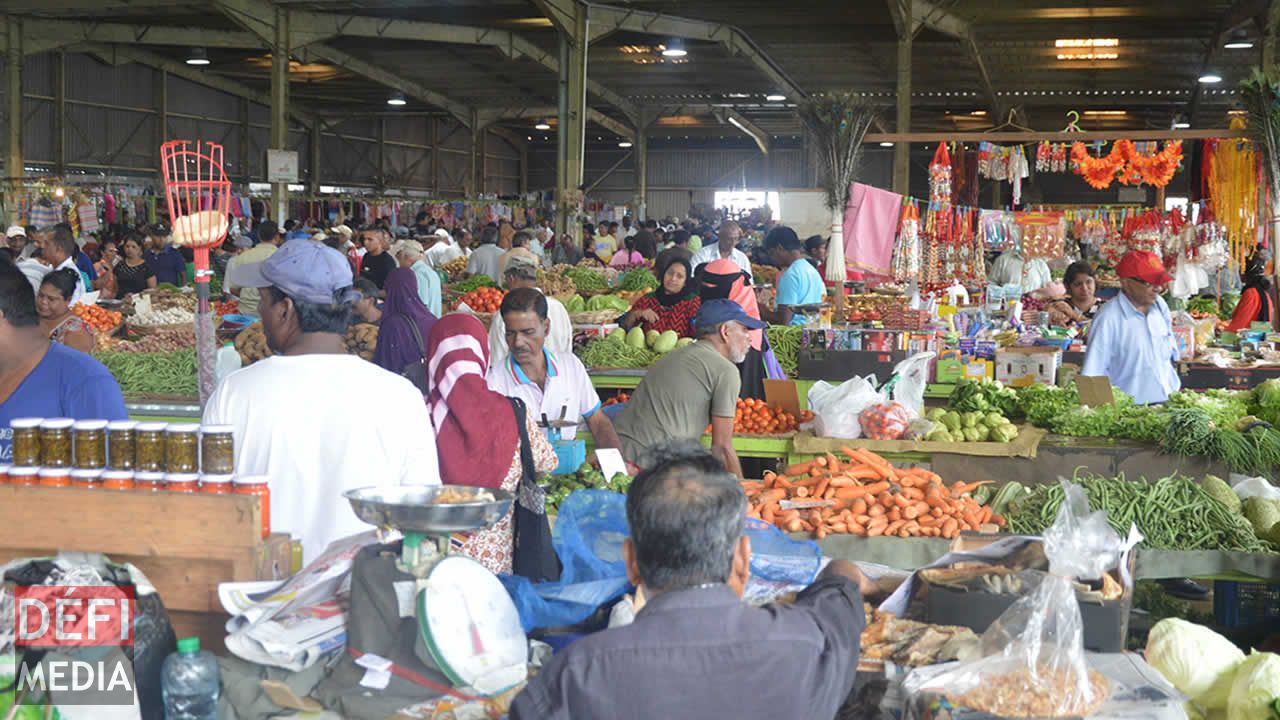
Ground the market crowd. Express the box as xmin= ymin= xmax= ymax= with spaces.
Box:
xmin=0 ymin=205 xmax=1214 ymax=717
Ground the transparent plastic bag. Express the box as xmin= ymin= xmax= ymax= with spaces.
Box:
xmin=903 ymin=480 xmax=1124 ymax=718
xmin=889 ymin=352 xmax=936 ymax=418
xmin=806 ymin=375 xmax=883 ymax=439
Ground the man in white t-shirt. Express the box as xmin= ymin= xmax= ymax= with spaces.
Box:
xmin=489 ymin=256 xmax=573 ymax=367
xmin=208 ymin=238 xmax=440 ymax=560
xmin=690 ymin=221 xmax=753 ymax=281
xmin=488 ymin=287 xmax=621 ymax=450
xmin=425 ymin=227 xmax=464 ymax=269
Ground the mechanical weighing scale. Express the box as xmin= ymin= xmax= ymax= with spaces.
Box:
xmin=345 ymin=485 xmax=529 ymax=695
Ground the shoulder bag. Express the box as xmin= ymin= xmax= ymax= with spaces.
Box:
xmin=397 ymin=313 xmax=429 ymax=393
xmin=509 ymin=396 xmax=562 ymax=583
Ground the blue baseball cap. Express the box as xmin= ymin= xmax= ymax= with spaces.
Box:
xmin=227 ymin=238 xmax=355 ymax=305
xmin=693 ymin=298 xmax=766 ymax=333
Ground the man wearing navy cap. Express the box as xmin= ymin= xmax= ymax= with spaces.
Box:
xmin=613 ymin=298 xmax=763 ymax=477
xmin=144 ymin=223 xmax=186 ymax=286
xmin=206 ymin=239 xmax=440 ymax=561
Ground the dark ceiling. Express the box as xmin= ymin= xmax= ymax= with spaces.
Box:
xmin=7 ymin=0 xmax=1266 ymax=141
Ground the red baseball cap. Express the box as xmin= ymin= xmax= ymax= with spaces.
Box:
xmin=1115 ymin=250 xmax=1173 ymax=286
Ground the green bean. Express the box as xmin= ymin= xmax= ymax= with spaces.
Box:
xmin=94 ymin=349 xmax=199 ymax=399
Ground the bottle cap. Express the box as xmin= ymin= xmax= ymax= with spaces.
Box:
xmin=177 ymin=637 xmax=200 ymax=654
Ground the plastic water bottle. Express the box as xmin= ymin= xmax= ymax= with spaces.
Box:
xmin=161 ymin=637 xmax=220 ymax=720
xmin=214 ymin=342 xmax=242 ymax=387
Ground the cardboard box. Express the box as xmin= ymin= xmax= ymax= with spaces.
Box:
xmin=996 ymin=346 xmax=1062 ymax=388
xmin=935 ymin=349 xmax=964 ymax=383
xmin=974 ymin=339 xmax=998 ymax=360
xmin=962 ymin=359 xmax=993 ymax=380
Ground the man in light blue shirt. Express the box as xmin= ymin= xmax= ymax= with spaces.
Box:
xmin=392 ymin=239 xmax=442 ymax=316
xmin=1082 ymin=250 xmax=1180 ymax=404
xmin=765 ymin=226 xmax=825 ymax=326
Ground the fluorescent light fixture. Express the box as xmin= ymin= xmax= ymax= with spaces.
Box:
xmin=1224 ymin=31 xmax=1253 ymax=49
xmin=185 ymin=48 xmax=211 ymax=66
xmin=1082 ymin=110 xmax=1128 ymax=117
xmin=534 ymin=121 xmax=551 ymax=130
xmin=1172 ymin=120 xmax=1191 ymax=129
xmin=1057 ymin=52 xmax=1118 ymax=60
xmin=386 ymin=92 xmax=407 ymax=106
xmin=1199 ymin=73 xmax=1223 ymax=84
xmin=970 ymin=110 xmax=988 ymax=116
xmin=880 ymin=141 xmax=895 ymax=147
xmin=661 ymin=42 xmax=687 ymax=58
xmin=1055 ymin=38 xmax=1118 ymax=48
xmin=765 ymin=93 xmax=786 ymax=102
xmin=618 ymin=141 xmax=633 ymax=148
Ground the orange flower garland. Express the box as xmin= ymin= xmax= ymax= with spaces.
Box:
xmin=1070 ymin=140 xmax=1183 ymax=189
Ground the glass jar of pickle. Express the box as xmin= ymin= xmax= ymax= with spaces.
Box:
xmin=233 ymin=475 xmax=271 ymax=539
xmin=39 ymin=418 xmax=74 ymax=468
xmin=101 ymin=470 xmax=135 ymax=491
xmin=165 ymin=424 xmax=200 ymax=474
xmin=10 ymin=418 xmax=42 ymax=466
xmin=134 ymin=471 xmax=165 ymax=492
xmin=73 ymin=420 xmax=108 ymax=469
xmin=199 ymin=474 xmax=233 ymax=494
xmin=9 ymin=467 xmax=39 ymax=487
xmin=164 ymin=473 xmax=200 ymax=493
xmin=134 ymin=423 xmax=168 ymax=472
xmin=200 ymin=425 xmax=236 ymax=475
xmin=71 ymin=469 xmax=101 ymax=488
xmin=106 ymin=420 xmax=138 ymax=470
xmin=39 ymin=468 xmax=71 ymax=487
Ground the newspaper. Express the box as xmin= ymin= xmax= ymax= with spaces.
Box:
xmin=219 ymin=531 xmax=387 ymax=672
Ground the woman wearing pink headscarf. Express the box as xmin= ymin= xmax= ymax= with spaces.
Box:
xmin=699 ymin=258 xmax=784 ymax=399
xmin=426 ymin=313 xmax=557 ymax=576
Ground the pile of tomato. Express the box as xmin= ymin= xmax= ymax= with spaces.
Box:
xmin=728 ymin=398 xmax=815 ymax=435
xmin=457 ymin=287 xmax=505 ymax=314
xmin=72 ymin=304 xmax=123 ymax=333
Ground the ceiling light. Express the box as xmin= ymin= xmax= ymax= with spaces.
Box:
xmin=534 ymin=121 xmax=551 ymax=130
xmin=1082 ymin=110 xmax=1128 ymax=118
xmin=386 ymin=92 xmax=407 ymax=106
xmin=970 ymin=110 xmax=988 ymax=116
xmin=1057 ymin=52 xmax=1118 ymax=60
xmin=1055 ymin=38 xmax=1118 ymax=48
xmin=1172 ymin=117 xmax=1191 ymax=129
xmin=1199 ymin=73 xmax=1223 ymax=84
xmin=1224 ymin=31 xmax=1253 ymax=49
xmin=185 ymin=48 xmax=211 ymax=66
xmin=661 ymin=41 xmax=687 ymax=58
xmin=618 ymin=141 xmax=633 ymax=148
xmin=879 ymin=141 xmax=895 ymax=147
xmin=765 ymin=93 xmax=786 ymax=102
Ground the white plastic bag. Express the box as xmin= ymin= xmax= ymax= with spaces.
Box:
xmin=1231 ymin=475 xmax=1280 ymax=502
xmin=889 ymin=352 xmax=936 ymax=418
xmin=806 ymin=375 xmax=883 ymax=439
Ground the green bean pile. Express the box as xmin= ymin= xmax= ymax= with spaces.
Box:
xmin=577 ymin=338 xmax=657 ymax=369
xmin=765 ymin=325 xmax=802 ymax=378
xmin=1006 ymin=468 xmax=1273 ymax=553
xmin=94 ymin=349 xmax=199 ymax=398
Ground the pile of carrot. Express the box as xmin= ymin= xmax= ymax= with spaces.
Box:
xmin=744 ymin=447 xmax=1006 ymax=540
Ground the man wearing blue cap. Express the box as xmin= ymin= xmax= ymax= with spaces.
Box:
xmin=613 ymin=299 xmax=762 ymax=478
xmin=207 ymin=239 xmax=440 ymax=561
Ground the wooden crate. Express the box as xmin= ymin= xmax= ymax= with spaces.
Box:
xmin=0 ymin=487 xmax=294 ymax=653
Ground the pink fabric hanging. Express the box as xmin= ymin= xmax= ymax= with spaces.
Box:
xmin=843 ymin=182 xmax=903 ymax=278
xmin=103 ymin=194 xmax=117 ymax=225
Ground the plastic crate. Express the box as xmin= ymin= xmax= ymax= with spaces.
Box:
xmin=1213 ymin=580 xmax=1280 ymax=629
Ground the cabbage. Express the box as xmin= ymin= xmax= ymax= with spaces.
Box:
xmin=1227 ymin=651 xmax=1280 ymax=720
xmin=1146 ymin=619 xmax=1244 ymax=710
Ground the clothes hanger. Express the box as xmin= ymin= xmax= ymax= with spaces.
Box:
xmin=985 ymin=109 xmax=1036 ymax=134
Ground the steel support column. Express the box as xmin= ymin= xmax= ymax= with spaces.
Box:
xmin=5 ymin=18 xmax=22 ymax=224
xmin=54 ymin=51 xmax=65 ymax=177
xmin=1266 ymin=0 xmax=1280 ymax=69
xmin=309 ymin=121 xmax=321 ymax=194
xmin=893 ymin=4 xmax=912 ymax=196
xmin=553 ymin=3 xmax=589 ymax=242
xmin=468 ymin=110 xmax=484 ymax=197
xmin=270 ymin=7 xmax=289 ymax=222
xmin=239 ymin=98 xmax=251 ymax=184
xmin=634 ymin=109 xmax=654 ymax=219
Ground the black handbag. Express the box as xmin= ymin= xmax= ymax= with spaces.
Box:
xmin=397 ymin=313 xmax=429 ymax=393
xmin=509 ymin=397 xmax=562 ymax=583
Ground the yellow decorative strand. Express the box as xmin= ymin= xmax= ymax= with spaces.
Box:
xmin=1210 ymin=118 xmax=1260 ymax=266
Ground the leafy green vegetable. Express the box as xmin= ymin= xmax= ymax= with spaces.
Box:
xmin=948 ymin=378 xmax=1018 ymax=415
xmin=562 ymin=266 xmax=608 ymax=293
xmin=449 ymin=275 xmax=496 ymax=294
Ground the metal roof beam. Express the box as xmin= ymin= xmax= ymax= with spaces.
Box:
xmin=555 ymin=0 xmax=805 ymax=101
xmin=6 ymin=16 xmax=261 ymax=54
xmin=484 ymin=106 xmax=635 ymax=140
xmin=645 ymin=103 xmax=770 ymax=153
xmin=1189 ymin=0 xmax=1269 ymax=122
xmin=899 ymin=0 xmax=1002 ymax=118
xmin=81 ymin=42 xmax=317 ymax=126
xmin=305 ymin=45 xmax=473 ymax=126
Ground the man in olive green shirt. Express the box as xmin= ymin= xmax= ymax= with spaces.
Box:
xmin=614 ymin=299 xmax=761 ymax=478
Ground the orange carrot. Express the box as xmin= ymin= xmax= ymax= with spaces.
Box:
xmin=814 ymin=477 xmax=831 ymax=499
xmin=885 ymin=519 xmax=905 ymax=535
xmin=992 ymin=514 xmax=1007 ymax=528
xmin=851 ymin=498 xmax=868 ymax=516
xmin=796 ymin=486 xmax=809 ymax=498
xmin=848 ymin=466 xmax=883 ymax=481
xmin=825 ymin=452 xmax=842 ymax=473
xmin=979 ymin=506 xmax=993 ymax=525
xmin=952 ymin=480 xmax=994 ymax=495
xmin=834 ymin=486 xmax=869 ymax=501
xmin=758 ymin=488 xmax=786 ymax=504
xmin=775 ymin=475 xmax=794 ymax=490
xmin=829 ymin=476 xmax=856 ymax=488
xmin=783 ymin=461 xmax=815 ymax=476
xmin=863 ymin=481 xmax=890 ymax=495
xmin=868 ymin=504 xmax=886 ymax=518
xmin=901 ymin=486 xmax=925 ymax=501
xmin=867 ymin=525 xmax=886 ymax=537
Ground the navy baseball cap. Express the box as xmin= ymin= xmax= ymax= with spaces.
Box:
xmin=227 ymin=238 xmax=355 ymax=305
xmin=694 ymin=298 xmax=766 ymax=332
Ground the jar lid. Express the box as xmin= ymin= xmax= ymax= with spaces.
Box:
xmin=107 ymin=420 xmax=139 ymax=431
xmin=10 ymin=417 xmax=43 ymax=429
xmin=165 ymin=473 xmax=201 ymax=483
xmin=40 ymin=418 xmax=74 ymax=430
xmin=39 ymin=468 xmax=69 ymax=477
xmin=71 ymin=469 xmax=102 ymax=480
xmin=0 ymin=465 xmax=9 ymax=473
xmin=135 ymin=422 xmax=169 ymax=432
xmin=200 ymin=425 xmax=235 ymax=434
xmin=101 ymin=470 xmax=134 ymax=480
xmin=8 ymin=466 xmax=39 ymax=476
xmin=166 ymin=423 xmax=201 ymax=434
xmin=234 ymin=474 xmax=269 ymax=485
xmin=73 ymin=420 xmax=109 ymax=431
xmin=135 ymin=471 xmax=166 ymax=481
xmin=200 ymin=474 xmax=234 ymax=484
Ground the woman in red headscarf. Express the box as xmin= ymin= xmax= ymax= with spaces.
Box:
xmin=426 ymin=313 xmax=557 ymax=576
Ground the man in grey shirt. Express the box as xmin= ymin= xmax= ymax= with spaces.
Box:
xmin=510 ymin=442 xmax=872 ymax=720
xmin=465 ymin=224 xmax=505 ymax=284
